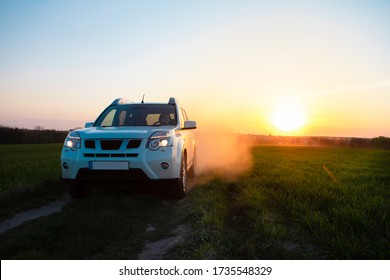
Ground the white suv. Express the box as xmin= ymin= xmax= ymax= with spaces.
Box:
xmin=61 ymin=97 xmax=196 ymax=199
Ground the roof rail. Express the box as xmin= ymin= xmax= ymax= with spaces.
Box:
xmin=111 ymin=98 xmax=133 ymax=105
xmin=168 ymin=97 xmax=176 ymax=105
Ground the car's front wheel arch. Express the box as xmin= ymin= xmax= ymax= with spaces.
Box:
xmin=169 ymin=151 xmax=187 ymax=199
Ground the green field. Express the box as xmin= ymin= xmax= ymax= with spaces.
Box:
xmin=0 ymin=143 xmax=65 ymax=219
xmin=0 ymin=144 xmax=388 ymax=259
xmin=184 ymin=146 xmax=389 ymax=259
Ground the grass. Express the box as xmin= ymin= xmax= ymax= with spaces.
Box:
xmin=0 ymin=144 xmax=388 ymax=259
xmin=0 ymin=144 xmax=65 ymax=220
xmin=0 ymin=190 xmax=187 ymax=259
xmin=174 ymin=146 xmax=390 ymax=259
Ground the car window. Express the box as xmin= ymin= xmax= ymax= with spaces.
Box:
xmin=100 ymin=110 xmax=116 ymax=127
xmin=95 ymin=104 xmax=177 ymax=127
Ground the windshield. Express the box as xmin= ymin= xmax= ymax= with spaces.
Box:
xmin=94 ymin=104 xmax=177 ymax=127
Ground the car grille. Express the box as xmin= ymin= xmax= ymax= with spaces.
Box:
xmin=84 ymin=153 xmax=138 ymax=158
xmin=84 ymin=139 xmax=142 ymax=150
xmin=85 ymin=140 xmax=96 ymax=149
xmin=101 ymin=140 xmax=122 ymax=150
xmin=127 ymin=139 xmax=142 ymax=148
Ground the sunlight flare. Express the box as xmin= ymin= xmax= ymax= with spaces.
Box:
xmin=271 ymin=99 xmax=307 ymax=132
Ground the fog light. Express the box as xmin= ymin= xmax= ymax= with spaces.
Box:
xmin=63 ymin=162 xmax=69 ymax=169
xmin=161 ymin=162 xmax=169 ymax=170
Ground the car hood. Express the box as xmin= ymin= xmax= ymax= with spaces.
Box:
xmin=76 ymin=126 xmax=169 ymax=139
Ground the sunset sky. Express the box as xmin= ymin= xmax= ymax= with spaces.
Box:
xmin=1 ymin=0 xmax=389 ymax=137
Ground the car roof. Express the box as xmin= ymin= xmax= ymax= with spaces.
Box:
xmin=111 ymin=97 xmax=178 ymax=106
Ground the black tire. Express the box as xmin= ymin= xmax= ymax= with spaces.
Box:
xmin=169 ymin=154 xmax=187 ymax=199
xmin=68 ymin=180 xmax=91 ymax=198
xmin=188 ymin=149 xmax=196 ymax=179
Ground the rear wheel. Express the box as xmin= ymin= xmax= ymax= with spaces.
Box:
xmin=188 ymin=149 xmax=196 ymax=179
xmin=169 ymin=154 xmax=187 ymax=199
xmin=68 ymin=180 xmax=91 ymax=198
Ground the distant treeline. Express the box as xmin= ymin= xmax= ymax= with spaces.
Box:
xmin=245 ymin=135 xmax=390 ymax=150
xmin=370 ymin=136 xmax=390 ymax=150
xmin=0 ymin=126 xmax=68 ymax=144
xmin=1 ymin=125 xmax=390 ymax=150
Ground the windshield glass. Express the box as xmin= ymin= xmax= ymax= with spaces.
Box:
xmin=94 ymin=104 xmax=177 ymax=127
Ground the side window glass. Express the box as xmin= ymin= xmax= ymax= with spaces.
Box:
xmin=118 ymin=110 xmax=126 ymax=126
xmin=101 ymin=110 xmax=116 ymax=126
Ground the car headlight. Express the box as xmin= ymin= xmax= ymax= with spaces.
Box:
xmin=147 ymin=131 xmax=173 ymax=151
xmin=64 ymin=131 xmax=81 ymax=151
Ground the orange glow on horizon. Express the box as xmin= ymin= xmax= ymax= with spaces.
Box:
xmin=270 ymin=98 xmax=307 ymax=133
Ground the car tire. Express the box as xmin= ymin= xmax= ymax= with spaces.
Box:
xmin=188 ymin=149 xmax=196 ymax=179
xmin=68 ymin=180 xmax=91 ymax=198
xmin=169 ymin=154 xmax=187 ymax=199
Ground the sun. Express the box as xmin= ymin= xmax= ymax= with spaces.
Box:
xmin=271 ymin=100 xmax=307 ymax=132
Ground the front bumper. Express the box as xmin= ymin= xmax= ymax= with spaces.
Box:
xmin=61 ymin=145 xmax=181 ymax=181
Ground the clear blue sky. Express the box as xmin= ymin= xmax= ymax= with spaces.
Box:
xmin=1 ymin=0 xmax=389 ymax=137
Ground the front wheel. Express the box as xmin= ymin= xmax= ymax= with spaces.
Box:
xmin=169 ymin=154 xmax=187 ymax=199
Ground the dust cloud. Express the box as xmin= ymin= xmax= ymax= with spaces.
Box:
xmin=194 ymin=130 xmax=253 ymax=180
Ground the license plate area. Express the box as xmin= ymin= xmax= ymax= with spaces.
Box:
xmin=90 ymin=161 xmax=129 ymax=170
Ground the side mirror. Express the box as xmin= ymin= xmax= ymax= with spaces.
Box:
xmin=85 ymin=122 xmax=93 ymax=128
xmin=184 ymin=120 xmax=197 ymax=129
